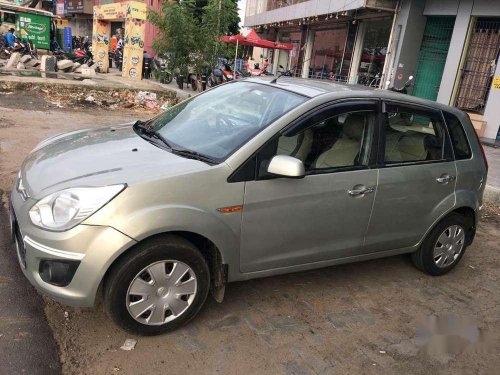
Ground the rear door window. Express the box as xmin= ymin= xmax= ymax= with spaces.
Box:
xmin=443 ymin=111 xmax=472 ymax=160
xmin=383 ymin=102 xmax=451 ymax=164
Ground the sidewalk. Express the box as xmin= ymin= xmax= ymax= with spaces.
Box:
xmin=0 ymin=68 xmax=192 ymax=98
xmin=484 ymin=146 xmax=500 ymax=205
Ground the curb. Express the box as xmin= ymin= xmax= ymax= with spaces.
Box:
xmin=484 ymin=185 xmax=500 ymax=205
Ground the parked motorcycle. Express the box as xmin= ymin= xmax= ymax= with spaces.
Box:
xmin=68 ymin=41 xmax=93 ymax=66
xmin=0 ymin=38 xmax=37 ymax=60
xmin=277 ymin=64 xmax=294 ymax=77
xmin=173 ymin=67 xmax=198 ymax=91
xmin=112 ymin=47 xmax=123 ymax=71
xmin=152 ymin=56 xmax=173 ymax=84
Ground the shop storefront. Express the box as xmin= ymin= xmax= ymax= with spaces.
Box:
xmin=268 ymin=14 xmax=393 ymax=85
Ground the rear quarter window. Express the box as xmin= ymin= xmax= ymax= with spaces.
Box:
xmin=443 ymin=111 xmax=471 ymax=160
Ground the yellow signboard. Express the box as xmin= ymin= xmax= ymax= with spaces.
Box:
xmin=92 ymin=19 xmax=111 ymax=72
xmin=493 ymin=76 xmax=500 ymax=90
xmin=92 ymin=1 xmax=146 ymax=79
xmin=125 ymin=2 xmax=147 ymax=20
xmin=93 ymin=2 xmax=146 ymax=21
xmin=122 ymin=17 xmax=146 ymax=79
xmin=94 ymin=3 xmax=126 ymax=20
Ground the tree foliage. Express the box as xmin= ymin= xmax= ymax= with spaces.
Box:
xmin=149 ymin=0 xmax=240 ymax=75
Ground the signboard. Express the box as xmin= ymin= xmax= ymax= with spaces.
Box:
xmin=56 ymin=3 xmax=65 ymax=16
xmin=17 ymin=12 xmax=50 ymax=49
xmin=94 ymin=2 xmax=146 ymax=20
xmin=492 ymin=76 xmax=500 ymax=90
xmin=122 ymin=17 xmax=145 ymax=79
xmin=92 ymin=19 xmax=111 ymax=72
xmin=93 ymin=1 xmax=146 ymax=79
xmin=67 ymin=0 xmax=84 ymax=13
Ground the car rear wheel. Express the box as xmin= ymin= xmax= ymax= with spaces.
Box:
xmin=411 ymin=213 xmax=470 ymax=276
xmin=104 ymin=235 xmax=210 ymax=335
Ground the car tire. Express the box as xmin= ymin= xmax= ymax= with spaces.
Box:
xmin=104 ymin=235 xmax=210 ymax=335
xmin=411 ymin=213 xmax=471 ymax=276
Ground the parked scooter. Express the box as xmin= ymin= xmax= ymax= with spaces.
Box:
xmin=387 ymin=76 xmax=415 ymax=124
xmin=388 ymin=75 xmax=414 ymax=94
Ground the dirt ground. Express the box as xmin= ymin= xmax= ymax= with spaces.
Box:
xmin=1 ymin=89 xmax=500 ymax=375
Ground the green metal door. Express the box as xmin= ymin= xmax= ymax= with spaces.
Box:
xmin=412 ymin=16 xmax=455 ymax=101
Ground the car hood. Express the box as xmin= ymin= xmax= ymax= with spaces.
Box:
xmin=22 ymin=124 xmax=208 ymax=197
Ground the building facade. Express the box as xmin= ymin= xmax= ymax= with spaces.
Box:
xmin=245 ymin=0 xmax=500 ymax=140
xmin=390 ymin=0 xmax=500 ymax=140
xmin=244 ymin=0 xmax=398 ymax=85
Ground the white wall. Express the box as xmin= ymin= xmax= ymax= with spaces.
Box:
xmin=436 ymin=0 xmax=474 ymax=104
xmin=244 ymin=0 xmax=365 ymax=27
xmin=483 ymin=55 xmax=500 ymax=139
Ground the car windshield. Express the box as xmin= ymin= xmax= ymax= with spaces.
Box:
xmin=145 ymin=82 xmax=307 ymax=162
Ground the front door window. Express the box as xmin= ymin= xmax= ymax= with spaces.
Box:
xmin=276 ymin=111 xmax=375 ymax=170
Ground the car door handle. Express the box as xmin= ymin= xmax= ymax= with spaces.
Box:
xmin=347 ymin=186 xmax=375 ymax=196
xmin=436 ymin=174 xmax=456 ymax=184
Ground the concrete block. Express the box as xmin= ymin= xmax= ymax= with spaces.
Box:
xmin=5 ymin=52 xmax=21 ymax=69
xmin=20 ymin=54 xmax=31 ymax=64
xmin=80 ymin=68 xmax=96 ymax=76
xmin=71 ymin=62 xmax=81 ymax=71
xmin=26 ymin=59 xmax=41 ymax=68
xmin=40 ymin=55 xmax=56 ymax=72
xmin=57 ymin=59 xmax=74 ymax=71
xmin=74 ymin=63 xmax=88 ymax=73
xmin=16 ymin=62 xmax=25 ymax=70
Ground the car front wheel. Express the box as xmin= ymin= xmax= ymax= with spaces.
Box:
xmin=104 ymin=235 xmax=210 ymax=335
xmin=411 ymin=213 xmax=471 ymax=276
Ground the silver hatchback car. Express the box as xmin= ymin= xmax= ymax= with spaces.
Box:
xmin=10 ymin=78 xmax=488 ymax=334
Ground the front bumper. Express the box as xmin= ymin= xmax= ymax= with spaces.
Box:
xmin=10 ymin=189 xmax=137 ymax=307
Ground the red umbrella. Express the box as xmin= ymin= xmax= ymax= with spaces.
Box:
xmin=221 ymin=29 xmax=293 ymax=50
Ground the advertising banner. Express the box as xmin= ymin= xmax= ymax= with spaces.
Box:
xmin=17 ymin=12 xmax=50 ymax=49
xmin=122 ymin=16 xmax=145 ymax=79
xmin=94 ymin=3 xmax=126 ymax=20
xmin=92 ymin=19 xmax=111 ymax=72
xmin=125 ymin=2 xmax=147 ymax=20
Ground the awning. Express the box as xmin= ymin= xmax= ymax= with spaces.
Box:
xmin=221 ymin=29 xmax=293 ymax=50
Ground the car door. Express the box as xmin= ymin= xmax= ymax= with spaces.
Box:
xmin=238 ymin=100 xmax=380 ymax=273
xmin=363 ymin=101 xmax=457 ymax=253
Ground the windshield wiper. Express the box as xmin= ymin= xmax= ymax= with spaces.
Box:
xmin=133 ymin=121 xmax=217 ymax=164
xmin=169 ymin=148 xmax=218 ymax=165
xmin=133 ymin=120 xmax=172 ymax=149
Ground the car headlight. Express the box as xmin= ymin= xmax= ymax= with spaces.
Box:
xmin=29 ymin=185 xmax=125 ymax=231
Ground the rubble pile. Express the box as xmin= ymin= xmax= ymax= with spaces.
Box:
xmin=31 ymin=85 xmax=179 ymax=112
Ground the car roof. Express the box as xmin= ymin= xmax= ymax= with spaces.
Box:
xmin=245 ymin=76 xmax=371 ymax=97
xmin=244 ymin=76 xmax=460 ymax=115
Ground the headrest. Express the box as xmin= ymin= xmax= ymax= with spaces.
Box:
xmin=343 ymin=114 xmax=365 ymax=140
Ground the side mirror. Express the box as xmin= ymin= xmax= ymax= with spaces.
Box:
xmin=267 ymin=155 xmax=305 ymax=178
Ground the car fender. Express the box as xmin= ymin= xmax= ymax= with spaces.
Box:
xmin=88 ymin=203 xmax=241 ymax=276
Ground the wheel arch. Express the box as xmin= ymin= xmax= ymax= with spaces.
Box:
xmin=100 ymin=230 xmax=228 ymax=304
xmin=418 ymin=205 xmax=477 ymax=250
